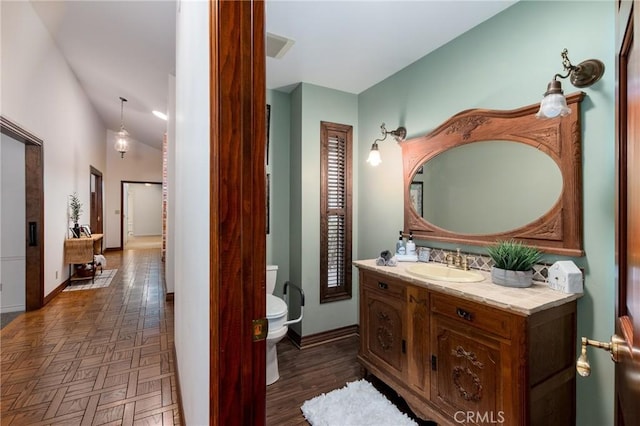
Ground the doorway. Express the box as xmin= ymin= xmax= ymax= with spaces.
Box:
xmin=0 ymin=116 xmax=44 ymax=312
xmin=90 ymin=167 xmax=103 ymax=234
xmin=1 ymin=131 xmax=26 ymax=321
xmin=120 ymin=181 xmax=162 ymax=250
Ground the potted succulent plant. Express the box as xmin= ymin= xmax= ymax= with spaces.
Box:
xmin=486 ymin=240 xmax=542 ymax=288
xmin=69 ymin=192 xmax=83 ymax=238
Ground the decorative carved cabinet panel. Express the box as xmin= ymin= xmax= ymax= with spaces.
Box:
xmin=431 ymin=316 xmax=501 ymax=421
xmin=357 ymin=268 xmax=577 ymax=426
xmin=361 ymin=273 xmax=406 ymax=380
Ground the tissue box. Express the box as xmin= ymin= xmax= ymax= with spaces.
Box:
xmin=548 ymin=261 xmax=583 ymax=293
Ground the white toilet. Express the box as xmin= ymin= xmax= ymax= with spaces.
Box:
xmin=266 ymin=265 xmax=303 ymax=386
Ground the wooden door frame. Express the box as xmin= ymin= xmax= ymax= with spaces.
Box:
xmin=209 ymin=0 xmax=266 ymax=424
xmin=0 ymin=116 xmax=44 ymax=310
xmin=90 ymin=166 xmax=103 ymax=234
xmin=119 ymin=180 xmax=162 ymax=250
xmin=615 ymin=1 xmax=637 ymax=425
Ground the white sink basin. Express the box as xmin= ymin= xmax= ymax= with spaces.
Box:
xmin=407 ymin=263 xmax=485 ymax=283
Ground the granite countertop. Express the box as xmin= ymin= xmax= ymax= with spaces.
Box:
xmin=353 ymin=259 xmax=582 ymax=316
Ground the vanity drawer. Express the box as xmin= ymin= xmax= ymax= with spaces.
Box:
xmin=431 ymin=293 xmax=511 ymax=339
xmin=361 ymin=271 xmax=405 ymax=299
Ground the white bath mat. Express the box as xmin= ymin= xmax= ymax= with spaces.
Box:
xmin=301 ymin=379 xmax=417 ymax=426
xmin=63 ymin=269 xmax=117 ymax=291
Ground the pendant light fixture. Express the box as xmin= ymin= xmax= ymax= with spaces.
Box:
xmin=114 ymin=96 xmax=129 ymax=158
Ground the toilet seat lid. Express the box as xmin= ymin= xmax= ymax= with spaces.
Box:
xmin=266 ymin=294 xmax=287 ymax=319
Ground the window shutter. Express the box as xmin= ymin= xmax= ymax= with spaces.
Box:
xmin=320 ymin=122 xmax=352 ymax=303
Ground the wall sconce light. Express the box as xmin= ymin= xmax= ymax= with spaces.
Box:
xmin=114 ymin=96 xmax=130 ymax=158
xmin=536 ymin=48 xmax=605 ymax=119
xmin=366 ymin=123 xmax=407 ymax=166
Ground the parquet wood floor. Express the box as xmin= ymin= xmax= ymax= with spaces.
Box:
xmin=0 ymin=249 xmax=180 ymax=426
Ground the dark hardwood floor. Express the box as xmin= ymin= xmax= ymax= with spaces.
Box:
xmin=266 ymin=336 xmax=436 ymax=426
xmin=266 ymin=336 xmax=362 ymax=425
xmin=0 ymin=248 xmax=180 ymax=425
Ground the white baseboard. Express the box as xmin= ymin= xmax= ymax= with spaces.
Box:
xmin=1 ymin=304 xmax=25 ymax=313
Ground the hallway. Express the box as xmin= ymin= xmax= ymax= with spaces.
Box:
xmin=0 ymin=249 xmax=180 ymax=425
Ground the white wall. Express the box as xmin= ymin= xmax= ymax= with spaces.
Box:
xmin=104 ymin=130 xmax=162 ymax=248
xmin=1 ymin=1 xmax=107 ymax=295
xmin=174 ymin=0 xmax=210 ymax=424
xmin=165 ymin=74 xmax=176 ymax=293
xmin=1 ymin=134 xmax=26 ymax=312
xmin=128 ymin=183 xmax=162 ymax=236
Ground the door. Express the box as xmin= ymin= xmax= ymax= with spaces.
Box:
xmin=363 ymin=288 xmax=405 ymax=377
xmin=209 ymin=0 xmax=266 ymax=424
xmin=430 ymin=316 xmax=501 ymax=424
xmin=1 ymin=132 xmax=26 ymax=313
xmin=90 ymin=166 xmax=103 ymax=234
xmin=0 ymin=116 xmax=44 ymax=310
xmin=615 ymin=1 xmax=640 ymax=424
xmin=127 ymin=185 xmax=134 ymax=237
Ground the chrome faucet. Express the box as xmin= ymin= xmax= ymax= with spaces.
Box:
xmin=445 ymin=248 xmax=470 ymax=271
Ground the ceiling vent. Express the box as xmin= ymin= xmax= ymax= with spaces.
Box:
xmin=266 ymin=32 xmax=295 ymax=59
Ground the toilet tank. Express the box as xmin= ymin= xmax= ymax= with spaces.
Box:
xmin=266 ymin=265 xmax=278 ymax=294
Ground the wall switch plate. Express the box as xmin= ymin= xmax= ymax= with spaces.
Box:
xmin=548 ymin=261 xmax=583 ymax=293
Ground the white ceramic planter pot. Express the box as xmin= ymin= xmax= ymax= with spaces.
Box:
xmin=491 ymin=267 xmax=533 ymax=288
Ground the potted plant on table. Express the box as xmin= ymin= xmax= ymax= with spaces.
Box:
xmin=69 ymin=192 xmax=83 ymax=238
xmin=486 ymin=240 xmax=542 ymax=288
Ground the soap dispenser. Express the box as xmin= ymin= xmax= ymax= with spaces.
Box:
xmin=396 ymin=231 xmax=406 ymax=255
xmin=406 ymin=232 xmax=416 ymax=256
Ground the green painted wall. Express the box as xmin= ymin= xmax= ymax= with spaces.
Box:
xmin=269 ymin=1 xmax=615 ymax=422
xmin=357 ymin=2 xmax=614 ymax=425
xmin=266 ymin=90 xmax=291 ymax=297
xmin=286 ymin=82 xmax=359 ymax=337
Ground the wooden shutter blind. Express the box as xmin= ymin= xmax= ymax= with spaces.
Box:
xmin=320 ymin=121 xmax=352 ymax=303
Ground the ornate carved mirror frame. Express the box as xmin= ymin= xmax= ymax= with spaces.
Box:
xmin=402 ymin=92 xmax=584 ymax=256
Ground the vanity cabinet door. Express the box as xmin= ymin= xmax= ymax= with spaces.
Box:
xmin=361 ymin=286 xmax=405 ymax=379
xmin=430 ymin=315 xmax=503 ymax=425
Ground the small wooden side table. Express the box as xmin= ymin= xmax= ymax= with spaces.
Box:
xmin=64 ymin=234 xmax=104 ymax=282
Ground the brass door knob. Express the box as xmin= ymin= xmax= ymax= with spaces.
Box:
xmin=576 ymin=335 xmax=625 ymax=377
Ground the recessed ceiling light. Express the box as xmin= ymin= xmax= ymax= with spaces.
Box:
xmin=152 ymin=110 xmax=168 ymax=121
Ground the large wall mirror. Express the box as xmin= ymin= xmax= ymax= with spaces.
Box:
xmin=402 ymin=92 xmax=584 ymax=256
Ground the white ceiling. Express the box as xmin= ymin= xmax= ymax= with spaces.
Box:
xmin=30 ymin=0 xmax=516 ymax=149
xmin=266 ymin=1 xmax=516 ymax=94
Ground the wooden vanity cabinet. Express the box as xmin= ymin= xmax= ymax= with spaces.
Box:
xmin=359 ymin=271 xmax=407 ymax=381
xmin=358 ymin=268 xmax=577 ymax=426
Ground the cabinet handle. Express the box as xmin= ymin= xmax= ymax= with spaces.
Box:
xmin=378 ymin=282 xmax=388 ymax=290
xmin=456 ymin=307 xmax=473 ymax=321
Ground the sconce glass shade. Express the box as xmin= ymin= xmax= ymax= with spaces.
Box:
xmin=114 ymin=128 xmax=129 ymax=158
xmin=537 ymin=93 xmax=571 ymax=118
xmin=367 ymin=143 xmax=382 ymax=166
xmin=537 ymin=50 xmax=604 ymax=119
xmin=536 ymin=80 xmax=571 ymax=119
